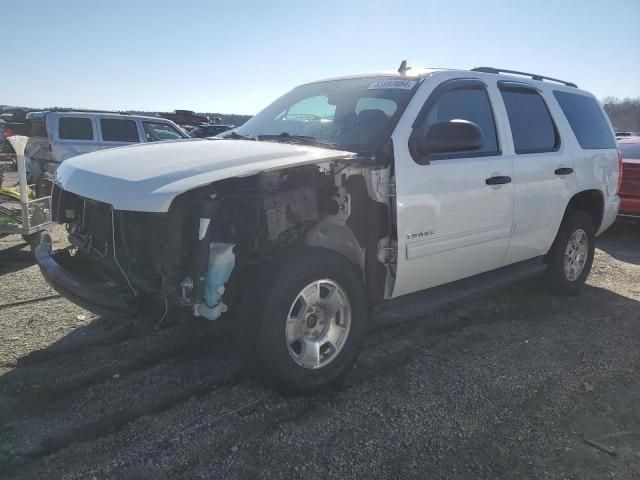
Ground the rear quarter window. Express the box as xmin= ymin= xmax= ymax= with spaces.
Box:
xmin=59 ymin=117 xmax=94 ymax=140
xmin=553 ymin=91 xmax=616 ymax=149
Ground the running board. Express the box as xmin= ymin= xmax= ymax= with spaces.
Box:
xmin=372 ymin=257 xmax=547 ymax=327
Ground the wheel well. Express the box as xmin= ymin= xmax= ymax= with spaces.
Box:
xmin=565 ymin=190 xmax=604 ymax=231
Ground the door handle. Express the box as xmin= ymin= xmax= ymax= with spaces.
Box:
xmin=485 ymin=175 xmax=512 ymax=185
xmin=555 ymin=167 xmax=574 ymax=176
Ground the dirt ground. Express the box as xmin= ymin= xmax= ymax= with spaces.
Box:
xmin=0 ymin=221 xmax=639 ymax=479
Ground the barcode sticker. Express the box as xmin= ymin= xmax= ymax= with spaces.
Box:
xmin=368 ymin=80 xmax=416 ymax=90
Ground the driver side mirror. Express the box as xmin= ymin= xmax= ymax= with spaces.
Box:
xmin=415 ymin=119 xmax=483 ymax=156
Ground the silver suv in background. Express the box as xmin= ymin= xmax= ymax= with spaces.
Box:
xmin=24 ymin=111 xmax=188 ymax=182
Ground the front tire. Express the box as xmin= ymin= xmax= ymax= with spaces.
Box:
xmin=545 ymin=210 xmax=595 ymax=295
xmin=240 ymin=247 xmax=368 ymax=394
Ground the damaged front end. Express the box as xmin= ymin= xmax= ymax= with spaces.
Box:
xmin=37 ymin=156 xmax=396 ymax=319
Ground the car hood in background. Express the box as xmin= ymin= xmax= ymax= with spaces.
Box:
xmin=55 ymin=139 xmax=354 ymax=212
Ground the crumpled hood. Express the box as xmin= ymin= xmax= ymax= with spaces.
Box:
xmin=55 ymin=139 xmax=354 ymax=212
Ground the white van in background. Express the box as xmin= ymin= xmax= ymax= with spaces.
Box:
xmin=24 ymin=111 xmax=188 ymax=182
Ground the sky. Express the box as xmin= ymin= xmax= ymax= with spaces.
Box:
xmin=3 ymin=0 xmax=639 ymax=115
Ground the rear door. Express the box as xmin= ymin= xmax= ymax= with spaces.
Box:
xmin=498 ymin=82 xmax=576 ymax=264
xmin=392 ymin=76 xmax=515 ymax=297
xmin=97 ymin=116 xmax=142 ymax=148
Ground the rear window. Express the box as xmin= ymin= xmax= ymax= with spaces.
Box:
xmin=620 ymin=143 xmax=640 ymax=159
xmin=553 ymin=91 xmax=616 ymax=149
xmin=500 ymin=87 xmax=559 ymax=154
xmin=59 ymin=117 xmax=93 ymax=140
xmin=100 ymin=119 xmax=139 ymax=142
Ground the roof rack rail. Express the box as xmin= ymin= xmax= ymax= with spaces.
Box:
xmin=470 ymin=67 xmax=577 ymax=88
xmin=42 ymin=108 xmax=132 ymax=115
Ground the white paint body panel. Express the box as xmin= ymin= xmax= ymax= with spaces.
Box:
xmin=390 ymin=70 xmax=619 ymax=298
xmin=55 ymin=139 xmax=353 ymax=212
xmin=391 ymin=72 xmax=515 ymax=297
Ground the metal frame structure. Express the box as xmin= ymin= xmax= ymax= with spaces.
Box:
xmin=0 ymin=154 xmax=52 ymax=238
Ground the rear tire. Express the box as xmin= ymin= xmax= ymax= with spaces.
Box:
xmin=240 ymin=247 xmax=368 ymax=395
xmin=545 ymin=210 xmax=595 ymax=295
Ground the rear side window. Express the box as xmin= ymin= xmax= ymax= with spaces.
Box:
xmin=553 ymin=91 xmax=617 ymax=149
xmin=415 ymin=85 xmax=500 ymax=157
xmin=58 ymin=117 xmax=93 ymax=140
xmin=100 ymin=119 xmax=139 ymax=142
xmin=500 ymin=87 xmax=559 ymax=154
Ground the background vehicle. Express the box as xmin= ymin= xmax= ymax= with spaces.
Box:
xmin=0 ymin=107 xmax=30 ymax=160
xmin=158 ymin=109 xmax=209 ymax=126
xmin=37 ymin=66 xmax=620 ymax=394
xmin=24 ymin=111 xmax=189 ymax=182
xmin=616 ymin=131 xmax=640 ymax=138
xmin=618 ymin=136 xmax=640 ymax=218
xmin=190 ymin=124 xmax=233 ymax=138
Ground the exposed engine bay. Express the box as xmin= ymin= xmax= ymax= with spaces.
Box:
xmin=49 ymin=158 xmax=397 ymax=319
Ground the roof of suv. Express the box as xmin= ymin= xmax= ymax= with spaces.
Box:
xmin=306 ymin=66 xmax=582 ymax=92
xmin=26 ymin=111 xmax=176 ymax=123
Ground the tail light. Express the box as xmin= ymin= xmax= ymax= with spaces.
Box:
xmin=616 ymin=147 xmax=623 ymax=194
xmin=2 ymin=127 xmax=13 ymax=139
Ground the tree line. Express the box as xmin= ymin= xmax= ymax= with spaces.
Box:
xmin=602 ymin=97 xmax=640 ymax=132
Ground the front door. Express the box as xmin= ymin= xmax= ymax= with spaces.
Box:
xmin=392 ymin=77 xmax=514 ymax=297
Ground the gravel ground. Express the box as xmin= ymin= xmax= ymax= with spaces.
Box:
xmin=0 ymin=221 xmax=639 ymax=479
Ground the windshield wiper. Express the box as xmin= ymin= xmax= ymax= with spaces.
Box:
xmin=258 ymin=133 xmax=341 ymax=149
xmin=224 ymin=131 xmax=256 ymax=140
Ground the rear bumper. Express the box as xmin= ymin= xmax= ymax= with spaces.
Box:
xmin=35 ymin=243 xmax=136 ymax=315
xmin=597 ymin=195 xmax=620 ymax=235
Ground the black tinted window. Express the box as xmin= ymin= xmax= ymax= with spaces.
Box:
xmin=500 ymin=88 xmax=559 ymax=154
xmin=100 ymin=119 xmax=139 ymax=142
xmin=59 ymin=117 xmax=93 ymax=140
xmin=417 ymin=85 xmax=499 ymax=156
xmin=553 ymin=91 xmax=617 ymax=149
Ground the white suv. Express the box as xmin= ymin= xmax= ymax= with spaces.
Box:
xmin=23 ymin=111 xmax=188 ymax=182
xmin=36 ymin=65 xmax=620 ymax=393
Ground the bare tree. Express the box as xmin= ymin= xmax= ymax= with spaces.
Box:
xmin=602 ymin=97 xmax=640 ymax=132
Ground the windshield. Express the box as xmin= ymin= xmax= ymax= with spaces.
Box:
xmin=620 ymin=142 xmax=640 ymax=159
xmin=234 ymin=77 xmax=419 ymax=153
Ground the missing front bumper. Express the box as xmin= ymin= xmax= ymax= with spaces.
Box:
xmin=34 ymin=242 xmax=136 ymax=315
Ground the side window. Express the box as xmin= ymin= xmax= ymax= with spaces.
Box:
xmin=58 ymin=117 xmax=93 ymax=140
xmin=412 ymin=83 xmax=500 ymax=160
xmin=143 ymin=122 xmax=185 ymax=142
xmin=500 ymin=86 xmax=559 ymax=154
xmin=100 ymin=119 xmax=140 ymax=142
xmin=553 ymin=91 xmax=616 ymax=149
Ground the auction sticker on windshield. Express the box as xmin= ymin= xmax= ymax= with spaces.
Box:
xmin=368 ymin=79 xmax=416 ymax=90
